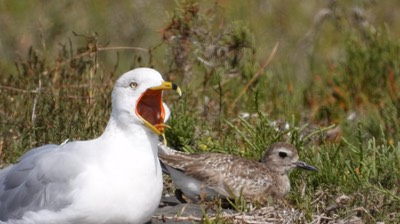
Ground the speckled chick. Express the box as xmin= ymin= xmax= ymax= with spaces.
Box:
xmin=159 ymin=142 xmax=318 ymax=203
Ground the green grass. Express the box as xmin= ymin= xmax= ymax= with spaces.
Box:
xmin=1 ymin=0 xmax=400 ymax=223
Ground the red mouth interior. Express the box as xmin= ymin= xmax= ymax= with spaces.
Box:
xmin=136 ymin=89 xmax=165 ymax=132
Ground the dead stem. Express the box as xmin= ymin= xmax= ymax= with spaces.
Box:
xmin=229 ymin=42 xmax=279 ymax=112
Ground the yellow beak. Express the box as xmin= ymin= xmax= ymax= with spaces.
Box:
xmin=149 ymin=82 xmax=182 ymax=96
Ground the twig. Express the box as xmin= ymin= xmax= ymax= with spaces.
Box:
xmin=0 ymin=84 xmax=98 ymax=101
xmin=97 ymin=46 xmax=148 ymax=52
xmin=302 ymin=124 xmax=337 ymax=141
xmin=0 ymin=138 xmax=4 ymax=163
xmin=0 ymin=85 xmax=39 ymax=93
xmin=153 ymin=212 xmax=289 ymax=223
xmin=152 ymin=215 xmax=202 ymax=222
xmin=31 ymin=79 xmax=42 ymax=126
xmin=229 ymin=42 xmax=279 ymax=112
xmin=310 ymin=191 xmax=326 ymax=205
xmin=45 ymin=45 xmax=149 ymax=75
xmin=310 ymin=213 xmax=332 ymax=224
xmin=371 ymin=183 xmax=400 ymax=201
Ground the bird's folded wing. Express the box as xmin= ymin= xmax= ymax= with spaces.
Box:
xmin=160 ymin=152 xmax=274 ymax=198
xmin=0 ymin=143 xmax=82 ymax=220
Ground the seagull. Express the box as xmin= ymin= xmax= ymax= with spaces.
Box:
xmin=0 ymin=68 xmax=181 ymax=224
xmin=158 ymin=142 xmax=318 ymax=203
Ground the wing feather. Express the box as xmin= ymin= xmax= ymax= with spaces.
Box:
xmin=0 ymin=143 xmax=83 ymax=220
xmin=160 ymin=152 xmax=273 ymax=198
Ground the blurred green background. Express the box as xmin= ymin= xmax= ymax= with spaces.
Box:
xmin=1 ymin=0 xmax=399 ymax=73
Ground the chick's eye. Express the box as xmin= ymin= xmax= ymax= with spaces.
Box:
xmin=129 ymin=82 xmax=138 ymax=89
xmin=278 ymin=152 xmax=287 ymax=158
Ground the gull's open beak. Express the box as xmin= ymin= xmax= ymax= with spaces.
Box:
xmin=136 ymin=82 xmax=181 ymax=144
xmin=293 ymin=161 xmax=319 ymax=172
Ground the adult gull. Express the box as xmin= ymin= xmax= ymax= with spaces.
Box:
xmin=0 ymin=68 xmax=181 ymax=224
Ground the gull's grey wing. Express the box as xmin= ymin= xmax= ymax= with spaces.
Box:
xmin=0 ymin=143 xmax=82 ymax=221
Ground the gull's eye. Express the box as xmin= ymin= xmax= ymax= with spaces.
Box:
xmin=278 ymin=152 xmax=287 ymax=158
xmin=129 ymin=82 xmax=138 ymax=89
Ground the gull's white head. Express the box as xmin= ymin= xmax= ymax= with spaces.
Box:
xmin=110 ymin=68 xmax=181 ymax=140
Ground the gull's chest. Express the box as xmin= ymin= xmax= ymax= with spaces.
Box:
xmin=69 ymin=139 xmax=163 ymax=222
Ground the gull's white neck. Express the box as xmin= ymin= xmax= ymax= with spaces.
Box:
xmin=102 ymin=112 xmax=151 ymax=138
xmin=99 ymin=114 xmax=159 ymax=156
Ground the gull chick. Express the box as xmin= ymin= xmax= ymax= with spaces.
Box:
xmin=0 ymin=68 xmax=181 ymax=224
xmin=159 ymin=142 xmax=317 ymax=203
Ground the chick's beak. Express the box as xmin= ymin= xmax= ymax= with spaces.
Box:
xmin=294 ymin=161 xmax=319 ymax=172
